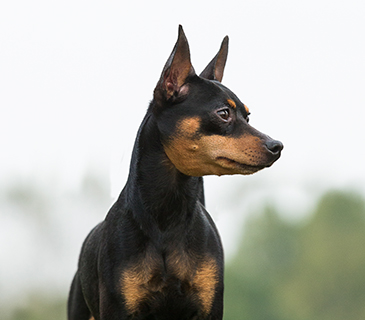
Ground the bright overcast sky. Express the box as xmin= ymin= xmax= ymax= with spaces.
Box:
xmin=1 ymin=0 xmax=365 ymax=202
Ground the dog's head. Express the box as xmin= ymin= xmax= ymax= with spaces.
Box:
xmin=152 ymin=26 xmax=283 ymax=177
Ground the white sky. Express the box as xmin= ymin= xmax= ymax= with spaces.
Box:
xmin=1 ymin=0 xmax=364 ymax=190
xmin=1 ymin=0 xmax=365 ymax=300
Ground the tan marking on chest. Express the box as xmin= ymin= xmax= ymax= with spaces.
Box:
xmin=120 ymin=251 xmax=218 ymax=316
xmin=192 ymin=257 xmax=219 ymax=314
xmin=120 ymin=267 xmax=152 ymax=313
xmin=164 ymin=249 xmax=191 ymax=279
xmin=120 ymin=249 xmax=165 ymax=314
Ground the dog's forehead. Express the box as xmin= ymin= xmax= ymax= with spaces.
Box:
xmin=189 ymin=78 xmax=239 ymax=104
xmin=209 ymin=81 xmax=248 ymax=112
xmin=162 ymin=77 xmax=249 ymax=118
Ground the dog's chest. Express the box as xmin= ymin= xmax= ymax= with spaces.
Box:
xmin=120 ymin=248 xmax=218 ymax=317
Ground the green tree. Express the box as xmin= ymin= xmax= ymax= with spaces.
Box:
xmin=224 ymin=205 xmax=298 ymax=320
xmin=280 ymin=191 xmax=365 ymax=320
xmin=224 ymin=190 xmax=365 ymax=320
xmin=7 ymin=294 xmax=66 ymax=320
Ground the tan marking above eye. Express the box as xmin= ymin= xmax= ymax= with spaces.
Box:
xmin=227 ymin=99 xmax=236 ymax=109
xmin=243 ymin=104 xmax=250 ymax=114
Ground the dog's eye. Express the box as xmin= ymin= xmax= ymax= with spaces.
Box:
xmin=217 ymin=108 xmax=231 ymax=121
xmin=246 ymin=116 xmax=250 ymax=123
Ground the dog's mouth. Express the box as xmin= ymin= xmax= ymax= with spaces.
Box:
xmin=216 ymin=157 xmax=267 ymax=175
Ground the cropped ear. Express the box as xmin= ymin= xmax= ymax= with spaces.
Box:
xmin=154 ymin=25 xmax=195 ymax=102
xmin=200 ymin=36 xmax=229 ymax=82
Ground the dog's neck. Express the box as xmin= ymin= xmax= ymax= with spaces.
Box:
xmin=123 ymin=112 xmax=203 ymax=234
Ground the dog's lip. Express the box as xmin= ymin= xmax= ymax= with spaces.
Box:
xmin=216 ymin=157 xmax=266 ymax=172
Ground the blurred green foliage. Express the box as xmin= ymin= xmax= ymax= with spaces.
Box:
xmin=3 ymin=189 xmax=365 ymax=319
xmin=224 ymin=190 xmax=365 ymax=320
xmin=4 ymin=295 xmax=66 ymax=320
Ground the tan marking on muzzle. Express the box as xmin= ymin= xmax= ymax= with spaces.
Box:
xmin=163 ymin=117 xmax=272 ymax=176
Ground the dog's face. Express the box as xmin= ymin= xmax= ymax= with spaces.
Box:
xmin=153 ymin=26 xmax=283 ymax=177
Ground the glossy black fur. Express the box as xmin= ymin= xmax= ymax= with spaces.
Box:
xmin=68 ymin=26 xmax=282 ymax=320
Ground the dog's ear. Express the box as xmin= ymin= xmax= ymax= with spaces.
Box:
xmin=200 ymin=36 xmax=229 ymax=82
xmin=154 ymin=25 xmax=195 ymax=102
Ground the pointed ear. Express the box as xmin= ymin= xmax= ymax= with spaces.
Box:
xmin=154 ymin=25 xmax=195 ymax=102
xmin=200 ymin=36 xmax=229 ymax=82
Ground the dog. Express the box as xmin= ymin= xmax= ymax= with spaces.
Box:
xmin=68 ymin=25 xmax=283 ymax=320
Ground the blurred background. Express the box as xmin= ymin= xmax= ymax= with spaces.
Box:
xmin=1 ymin=1 xmax=365 ymax=319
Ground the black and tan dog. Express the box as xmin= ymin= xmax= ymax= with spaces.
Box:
xmin=68 ymin=25 xmax=283 ymax=320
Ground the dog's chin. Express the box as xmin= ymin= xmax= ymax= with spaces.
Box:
xmin=216 ymin=157 xmax=267 ymax=175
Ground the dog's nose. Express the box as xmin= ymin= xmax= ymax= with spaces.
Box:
xmin=265 ymin=139 xmax=283 ymax=155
